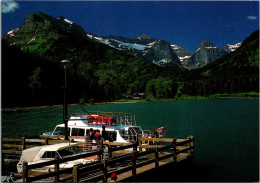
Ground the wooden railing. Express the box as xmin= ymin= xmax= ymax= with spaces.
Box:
xmin=72 ymin=137 xmax=194 ymax=182
xmin=2 ymin=137 xmax=71 ymax=160
xmin=21 ymin=137 xmax=194 ymax=182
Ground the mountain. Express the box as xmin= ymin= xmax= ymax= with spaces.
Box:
xmin=183 ymin=39 xmax=228 ymax=69
xmin=222 ymin=42 xmax=242 ymax=53
xmin=144 ymin=40 xmax=182 ymax=68
xmin=2 ymin=12 xmax=163 ymax=107
xmin=182 ymin=30 xmax=259 ymax=96
xmin=4 ymin=12 xmax=88 ymax=46
xmin=87 ymin=33 xmax=182 ymax=68
xmin=171 ymin=44 xmax=193 ymax=62
xmin=2 ymin=11 xmax=257 ymax=107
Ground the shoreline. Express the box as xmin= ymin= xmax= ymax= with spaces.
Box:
xmin=2 ymin=95 xmax=258 ymax=112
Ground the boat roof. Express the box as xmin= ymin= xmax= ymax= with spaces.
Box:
xmin=19 ymin=143 xmax=77 ymax=163
xmin=41 ymin=143 xmax=78 ymax=151
xmin=57 ymin=123 xmax=141 ymax=130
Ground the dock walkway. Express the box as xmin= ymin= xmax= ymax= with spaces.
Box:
xmin=2 ymin=136 xmax=194 ymax=182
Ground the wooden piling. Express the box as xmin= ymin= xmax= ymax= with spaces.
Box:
xmin=102 ymin=159 xmax=108 ymax=182
xmin=73 ymin=165 xmax=79 ymax=183
xmin=22 ymin=162 xmax=28 ymax=183
xmin=45 ymin=138 xmax=49 ymax=145
xmin=131 ymin=152 xmax=137 ymax=176
xmin=100 ymin=140 xmax=104 ymax=160
xmin=155 ymin=146 xmax=159 ymax=168
xmin=172 ymin=139 xmax=177 ymax=162
xmin=22 ymin=137 xmax=26 ymax=150
xmin=139 ymin=140 xmax=142 ymax=152
xmin=54 ymin=156 xmax=60 ymax=182
xmin=133 ymin=141 xmax=137 ymax=152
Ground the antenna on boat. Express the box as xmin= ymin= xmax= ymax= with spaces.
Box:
xmin=61 ymin=60 xmax=70 ymax=140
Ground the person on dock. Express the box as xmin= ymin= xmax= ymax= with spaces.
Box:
xmin=94 ymin=131 xmax=101 ymax=141
xmin=84 ymin=128 xmax=94 ymax=150
xmin=101 ymin=126 xmax=107 ymax=141
xmin=88 ymin=128 xmax=94 ymax=140
xmin=111 ymin=173 xmax=117 ymax=182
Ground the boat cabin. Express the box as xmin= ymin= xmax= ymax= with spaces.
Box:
xmin=43 ymin=112 xmax=145 ymax=143
xmin=17 ymin=143 xmax=89 ymax=173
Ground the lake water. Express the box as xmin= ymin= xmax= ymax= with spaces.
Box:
xmin=2 ymin=98 xmax=259 ymax=181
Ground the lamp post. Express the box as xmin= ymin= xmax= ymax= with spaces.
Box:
xmin=61 ymin=60 xmax=70 ymax=140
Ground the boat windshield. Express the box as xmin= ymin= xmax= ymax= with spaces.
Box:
xmin=53 ymin=126 xmax=70 ymax=136
xmin=57 ymin=146 xmax=82 ymax=158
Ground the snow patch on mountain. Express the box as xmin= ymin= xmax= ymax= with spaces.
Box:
xmin=223 ymin=42 xmax=242 ymax=52
xmin=64 ymin=19 xmax=73 ymax=25
xmin=153 ymin=58 xmax=169 ymax=66
xmin=171 ymin=44 xmax=181 ymax=50
xmin=7 ymin=28 xmax=19 ymax=37
xmin=27 ymin=37 xmax=36 ymax=45
xmin=179 ymin=56 xmax=191 ymax=62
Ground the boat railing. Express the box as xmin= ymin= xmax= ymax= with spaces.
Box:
xmin=70 ymin=111 xmax=138 ymax=127
xmin=78 ymin=140 xmax=101 ymax=152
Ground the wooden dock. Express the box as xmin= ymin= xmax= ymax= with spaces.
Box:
xmin=2 ymin=136 xmax=194 ymax=182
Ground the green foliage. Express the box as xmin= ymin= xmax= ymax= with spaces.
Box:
xmin=88 ymin=98 xmax=95 ymax=105
xmin=209 ymin=92 xmax=259 ymax=98
xmin=79 ymin=98 xmax=85 ymax=105
xmin=28 ymin=67 xmax=42 ymax=93
xmin=146 ymin=77 xmax=178 ymax=99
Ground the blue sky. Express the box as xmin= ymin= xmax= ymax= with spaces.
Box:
xmin=1 ymin=1 xmax=259 ymax=51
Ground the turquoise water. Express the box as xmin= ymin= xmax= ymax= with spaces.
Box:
xmin=2 ymin=98 xmax=259 ymax=181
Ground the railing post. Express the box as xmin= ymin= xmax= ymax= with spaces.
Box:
xmin=187 ymin=136 xmax=192 ymax=155
xmin=155 ymin=146 xmax=159 ymax=168
xmin=189 ymin=136 xmax=194 ymax=157
xmin=100 ymin=139 xmax=104 ymax=160
xmin=45 ymin=138 xmax=49 ymax=145
xmin=172 ymin=139 xmax=177 ymax=162
xmin=102 ymin=159 xmax=108 ymax=182
xmin=22 ymin=137 xmax=26 ymax=150
xmin=108 ymin=146 xmax=112 ymax=161
xmin=73 ymin=165 xmax=79 ymax=183
xmin=133 ymin=141 xmax=137 ymax=152
xmin=132 ymin=151 xmax=137 ymax=177
xmin=22 ymin=162 xmax=28 ymax=183
xmin=97 ymin=149 xmax=102 ymax=161
xmin=159 ymin=140 xmax=163 ymax=154
xmin=139 ymin=140 xmax=142 ymax=152
xmin=54 ymin=156 xmax=59 ymax=182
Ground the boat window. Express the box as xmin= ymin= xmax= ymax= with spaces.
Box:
xmin=119 ymin=130 xmax=128 ymax=139
xmin=72 ymin=146 xmax=83 ymax=154
xmin=86 ymin=129 xmax=90 ymax=136
xmin=53 ymin=127 xmax=70 ymax=136
xmin=42 ymin=151 xmax=58 ymax=159
xmin=107 ymin=131 xmax=117 ymax=142
xmin=71 ymin=128 xmax=85 ymax=136
xmin=58 ymin=147 xmax=76 ymax=158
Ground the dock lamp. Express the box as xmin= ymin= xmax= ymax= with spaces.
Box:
xmin=61 ymin=60 xmax=70 ymax=140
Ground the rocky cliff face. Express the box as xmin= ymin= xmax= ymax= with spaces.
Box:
xmin=222 ymin=42 xmax=242 ymax=53
xmin=171 ymin=44 xmax=193 ymax=62
xmin=4 ymin=12 xmax=88 ymax=47
xmin=183 ymin=39 xmax=228 ymax=69
xmin=87 ymin=33 xmax=182 ymax=68
xmin=144 ymin=40 xmax=182 ymax=68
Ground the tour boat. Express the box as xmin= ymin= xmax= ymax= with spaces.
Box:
xmin=43 ymin=111 xmax=159 ymax=143
xmin=17 ymin=143 xmax=92 ymax=173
